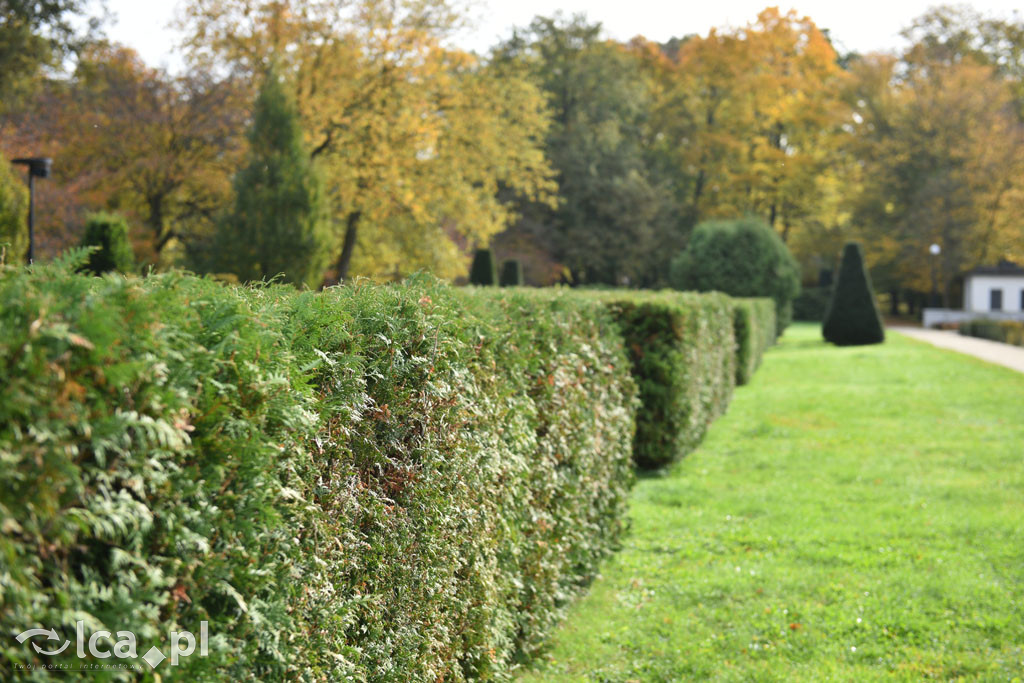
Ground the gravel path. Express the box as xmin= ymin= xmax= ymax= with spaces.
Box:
xmin=891 ymin=326 xmax=1024 ymax=374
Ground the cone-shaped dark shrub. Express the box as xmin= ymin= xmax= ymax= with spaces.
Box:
xmin=669 ymin=216 xmax=800 ymax=335
xmin=499 ymin=258 xmax=523 ymax=286
xmin=79 ymin=212 xmax=135 ymax=274
xmin=823 ymin=242 xmax=885 ymax=346
xmin=470 ymin=248 xmax=497 ymax=285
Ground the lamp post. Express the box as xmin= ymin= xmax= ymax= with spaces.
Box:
xmin=11 ymin=157 xmax=52 ymax=264
xmin=928 ymin=243 xmax=941 ymax=308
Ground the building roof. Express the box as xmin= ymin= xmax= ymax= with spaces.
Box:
xmin=967 ymin=260 xmax=1024 ymax=277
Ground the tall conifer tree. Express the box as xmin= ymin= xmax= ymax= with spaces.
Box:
xmin=215 ymin=61 xmax=330 ymax=287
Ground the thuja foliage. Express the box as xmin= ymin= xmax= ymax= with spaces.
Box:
xmin=0 ymin=262 xmax=636 ymax=680
xmin=823 ymin=242 xmax=886 ymax=346
xmin=213 ymin=61 xmax=331 ymax=288
xmin=469 ymin=248 xmax=497 ymax=285
xmin=733 ymin=298 xmax=777 ymax=385
xmin=591 ymin=290 xmax=738 ymax=469
xmin=0 ymin=160 xmax=28 ymax=264
xmin=79 ymin=212 xmax=135 ymax=274
xmin=499 ymin=258 xmax=523 ymax=286
xmin=669 ymin=217 xmax=800 ymax=334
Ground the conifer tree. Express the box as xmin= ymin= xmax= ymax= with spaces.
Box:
xmin=823 ymin=242 xmax=886 ymax=345
xmin=215 ymin=61 xmax=330 ymax=287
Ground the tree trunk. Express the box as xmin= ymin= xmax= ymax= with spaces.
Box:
xmin=334 ymin=211 xmax=361 ymax=282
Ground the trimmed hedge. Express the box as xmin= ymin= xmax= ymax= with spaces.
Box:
xmin=592 ymin=291 xmax=737 ymax=469
xmin=959 ymin=319 xmax=1024 ymax=347
xmin=0 ymin=264 xmax=636 ymax=680
xmin=733 ymin=298 xmax=777 ymax=385
xmin=823 ymin=242 xmax=885 ymax=346
xmin=0 ymin=263 xmax=771 ymax=678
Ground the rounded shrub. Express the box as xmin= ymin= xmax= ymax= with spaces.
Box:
xmin=822 ymin=242 xmax=885 ymax=346
xmin=0 ymin=160 xmax=28 ymax=265
xmin=669 ymin=216 xmax=800 ymax=334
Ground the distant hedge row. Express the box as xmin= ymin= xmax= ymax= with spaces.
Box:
xmin=959 ymin=319 xmax=1024 ymax=347
xmin=0 ymin=265 xmax=775 ymax=680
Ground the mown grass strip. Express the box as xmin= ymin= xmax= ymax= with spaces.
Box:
xmin=520 ymin=324 xmax=1024 ymax=681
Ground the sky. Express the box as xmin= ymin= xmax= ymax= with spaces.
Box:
xmin=100 ymin=0 xmax=1024 ymax=74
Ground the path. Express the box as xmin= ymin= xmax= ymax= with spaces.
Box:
xmin=890 ymin=326 xmax=1024 ymax=374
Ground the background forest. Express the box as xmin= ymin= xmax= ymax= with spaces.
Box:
xmin=2 ymin=1 xmax=1023 ymax=304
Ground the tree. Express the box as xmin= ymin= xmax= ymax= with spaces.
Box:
xmin=178 ymin=0 xmax=555 ymax=284
xmin=0 ymin=0 xmax=101 ymax=106
xmin=493 ymin=15 xmax=676 ymax=287
xmin=469 ymin=248 xmax=497 ymax=286
xmin=79 ymin=212 xmax=135 ymax=274
xmin=823 ymin=242 xmax=885 ymax=346
xmin=669 ymin=216 xmax=800 ymax=332
xmin=211 ymin=62 xmax=331 ymax=288
xmin=0 ymin=159 xmax=28 ymax=264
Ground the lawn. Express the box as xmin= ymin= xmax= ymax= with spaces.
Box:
xmin=519 ymin=323 xmax=1024 ymax=681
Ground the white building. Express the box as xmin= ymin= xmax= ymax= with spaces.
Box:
xmin=963 ymin=262 xmax=1024 ymax=313
xmin=923 ymin=261 xmax=1024 ymax=328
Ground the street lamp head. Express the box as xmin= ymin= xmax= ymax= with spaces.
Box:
xmin=12 ymin=157 xmax=52 ymax=178
xmin=929 ymin=243 xmax=941 ymax=256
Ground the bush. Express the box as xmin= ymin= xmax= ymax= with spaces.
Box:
xmin=0 ymin=160 xmax=28 ymax=265
xmin=0 ymin=264 xmax=636 ymax=680
xmin=669 ymin=216 xmax=800 ymax=335
xmin=469 ymin=248 xmax=497 ymax=285
xmin=792 ymin=286 xmax=831 ymax=321
xmin=499 ymin=258 xmax=523 ymax=287
xmin=591 ymin=290 xmax=736 ymax=469
xmin=733 ymin=298 xmax=777 ymax=385
xmin=822 ymin=242 xmax=885 ymax=346
xmin=79 ymin=212 xmax=136 ymax=274
xmin=960 ymin=319 xmax=1024 ymax=347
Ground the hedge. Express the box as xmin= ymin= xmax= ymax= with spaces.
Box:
xmin=0 ymin=264 xmax=771 ymax=679
xmin=733 ymin=298 xmax=777 ymax=385
xmin=959 ymin=319 xmax=1024 ymax=347
xmin=0 ymin=262 xmax=636 ymax=680
xmin=591 ymin=291 xmax=737 ymax=469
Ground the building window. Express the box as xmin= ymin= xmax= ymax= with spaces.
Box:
xmin=1020 ymin=288 xmax=1024 ymax=311
xmin=990 ymin=289 xmax=1003 ymax=311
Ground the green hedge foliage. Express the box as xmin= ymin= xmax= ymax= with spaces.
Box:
xmin=823 ymin=242 xmax=885 ymax=346
xmin=79 ymin=212 xmax=136 ymax=275
xmin=592 ymin=291 xmax=737 ymax=469
xmin=0 ymin=263 xmax=771 ymax=679
xmin=733 ymin=298 xmax=777 ymax=385
xmin=959 ymin=319 xmax=1024 ymax=347
xmin=0 ymin=263 xmax=636 ymax=680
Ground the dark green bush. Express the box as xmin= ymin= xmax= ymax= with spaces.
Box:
xmin=469 ymin=248 xmax=497 ymax=285
xmin=79 ymin=212 xmax=135 ymax=274
xmin=823 ymin=242 xmax=885 ymax=346
xmin=960 ymin=319 xmax=1024 ymax=347
xmin=499 ymin=258 xmax=523 ymax=287
xmin=792 ymin=286 xmax=831 ymax=321
xmin=669 ymin=216 xmax=800 ymax=335
xmin=590 ymin=290 xmax=737 ymax=469
xmin=733 ymin=298 xmax=777 ymax=385
xmin=0 ymin=264 xmax=636 ymax=680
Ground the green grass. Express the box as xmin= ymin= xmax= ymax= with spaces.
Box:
xmin=518 ymin=324 xmax=1024 ymax=681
